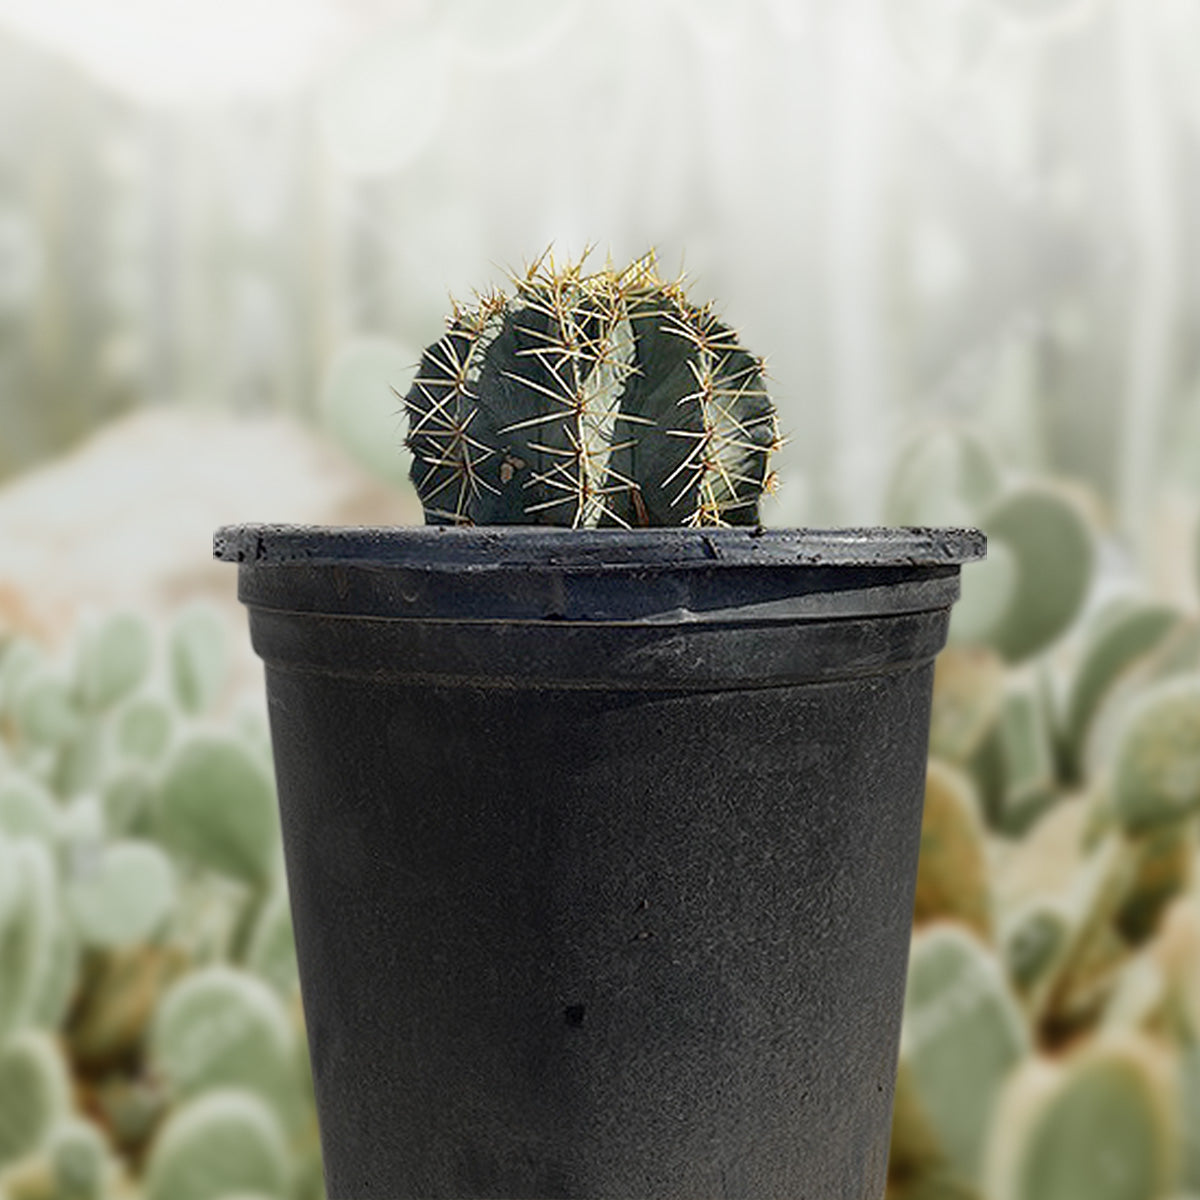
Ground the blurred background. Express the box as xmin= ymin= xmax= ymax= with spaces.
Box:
xmin=1 ymin=1 xmax=1199 ymax=1198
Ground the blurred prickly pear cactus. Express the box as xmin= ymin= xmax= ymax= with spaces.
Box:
xmin=895 ymin=926 xmax=1029 ymax=1190
xmin=143 ymin=1090 xmax=291 ymax=1200
xmin=402 ymin=250 xmax=781 ymax=527
xmin=983 ymin=1038 xmax=1175 ymax=1200
xmin=913 ymin=762 xmax=993 ymax=939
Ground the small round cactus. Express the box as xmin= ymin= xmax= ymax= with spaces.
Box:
xmin=402 ymin=250 xmax=781 ymax=527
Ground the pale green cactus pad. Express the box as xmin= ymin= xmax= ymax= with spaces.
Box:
xmin=899 ymin=926 xmax=1029 ymax=1187
xmin=0 ymin=772 xmax=58 ymax=840
xmin=144 ymin=1090 xmax=290 ymax=1200
xmin=0 ymin=839 xmax=57 ymax=1040
xmin=1112 ymin=677 xmax=1200 ymax=835
xmin=1061 ymin=599 xmax=1182 ymax=782
xmin=979 ymin=483 xmax=1095 ymax=663
xmin=64 ymin=840 xmax=175 ymax=949
xmin=1004 ymin=900 xmax=1071 ymax=995
xmin=114 ymin=695 xmax=174 ymax=764
xmin=929 ymin=645 xmax=1007 ymax=765
xmin=74 ymin=612 xmax=153 ymax=713
xmin=158 ymin=736 xmax=279 ymax=887
xmin=914 ymin=761 xmax=993 ymax=939
xmin=150 ymin=967 xmax=298 ymax=1116
xmin=0 ymin=1030 xmax=72 ymax=1167
xmin=984 ymin=1038 xmax=1174 ymax=1200
xmin=168 ymin=606 xmax=229 ymax=717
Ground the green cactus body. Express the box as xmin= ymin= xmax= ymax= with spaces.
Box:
xmin=144 ymin=1090 xmax=290 ymax=1200
xmin=168 ymin=606 xmax=229 ymax=717
xmin=150 ymin=967 xmax=298 ymax=1122
xmin=0 ymin=840 xmax=57 ymax=1040
xmin=1115 ymin=822 xmax=1195 ymax=945
xmin=1004 ymin=901 xmax=1071 ymax=996
xmin=64 ymin=839 xmax=175 ymax=949
xmin=1181 ymin=1043 xmax=1200 ymax=1191
xmin=45 ymin=1118 xmax=112 ymax=1200
xmin=98 ymin=766 xmax=156 ymax=839
xmin=914 ymin=761 xmax=993 ymax=939
xmin=984 ymin=1038 xmax=1175 ymax=1200
xmin=402 ymin=252 xmax=780 ymax=527
xmin=113 ymin=694 xmax=173 ymax=765
xmin=0 ymin=774 xmax=58 ymax=841
xmin=899 ymin=926 xmax=1029 ymax=1189
xmin=29 ymin=911 xmax=78 ymax=1034
xmin=73 ymin=612 xmax=152 ymax=714
xmin=0 ymin=640 xmax=46 ymax=720
xmin=929 ymin=645 xmax=1007 ymax=765
xmin=1111 ymin=677 xmax=1200 ymax=835
xmin=980 ymin=483 xmax=1095 ymax=663
xmin=0 ymin=1031 xmax=71 ymax=1167
xmin=1061 ymin=600 xmax=1182 ymax=783
xmin=158 ymin=735 xmax=278 ymax=888
xmin=971 ymin=670 xmax=1057 ymax=834
xmin=243 ymin=891 xmax=298 ymax=998
xmin=884 ymin=426 xmax=1004 ymax=528
xmin=13 ymin=673 xmax=80 ymax=749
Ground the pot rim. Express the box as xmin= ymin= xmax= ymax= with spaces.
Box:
xmin=214 ymin=523 xmax=985 ymax=570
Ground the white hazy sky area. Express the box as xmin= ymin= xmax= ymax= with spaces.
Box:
xmin=0 ymin=0 xmax=1190 ymax=529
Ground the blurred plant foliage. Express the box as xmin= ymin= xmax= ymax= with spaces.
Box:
xmin=3 ymin=424 xmax=1200 ymax=1200
xmin=0 ymin=607 xmax=322 ymax=1200
xmin=887 ymin=429 xmax=1200 ymax=1200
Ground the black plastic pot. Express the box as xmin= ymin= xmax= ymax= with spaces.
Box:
xmin=215 ymin=525 xmax=985 ymax=1200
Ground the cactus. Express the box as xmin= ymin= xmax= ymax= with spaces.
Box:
xmin=1060 ymin=599 xmax=1182 ymax=783
xmin=929 ymin=645 xmax=1007 ymax=765
xmin=884 ymin=425 xmax=1005 ymax=528
xmin=897 ymin=926 xmax=1029 ymax=1188
xmin=74 ymin=612 xmax=153 ymax=714
xmin=1115 ymin=822 xmax=1195 ymax=945
xmin=98 ymin=766 xmax=156 ymax=838
xmin=0 ymin=773 xmax=58 ymax=841
xmin=63 ymin=840 xmax=175 ymax=949
xmin=244 ymin=890 xmax=299 ymax=998
xmin=157 ymin=735 xmax=278 ymax=888
xmin=168 ymin=606 xmax=228 ymax=717
xmin=984 ymin=1037 xmax=1175 ymax=1200
xmin=0 ymin=840 xmax=57 ymax=1040
xmin=150 ymin=967 xmax=298 ymax=1120
xmin=113 ymin=694 xmax=173 ymax=764
xmin=402 ymin=250 xmax=781 ymax=528
xmin=979 ymin=483 xmax=1095 ymax=663
xmin=1004 ymin=900 xmax=1071 ymax=995
xmin=914 ymin=761 xmax=993 ymax=939
xmin=13 ymin=673 xmax=80 ymax=749
xmin=1111 ymin=676 xmax=1200 ymax=835
xmin=144 ymin=1090 xmax=290 ymax=1200
xmin=971 ymin=668 xmax=1058 ymax=834
xmin=0 ymin=1030 xmax=71 ymax=1167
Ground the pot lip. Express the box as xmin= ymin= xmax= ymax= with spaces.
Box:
xmin=214 ymin=523 xmax=985 ymax=570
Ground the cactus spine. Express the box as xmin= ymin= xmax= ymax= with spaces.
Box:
xmin=402 ymin=250 xmax=780 ymax=528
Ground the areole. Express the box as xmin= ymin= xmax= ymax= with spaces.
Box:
xmin=218 ymin=523 xmax=984 ymax=1200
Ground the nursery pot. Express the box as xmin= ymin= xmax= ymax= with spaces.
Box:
xmin=215 ymin=524 xmax=985 ymax=1200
